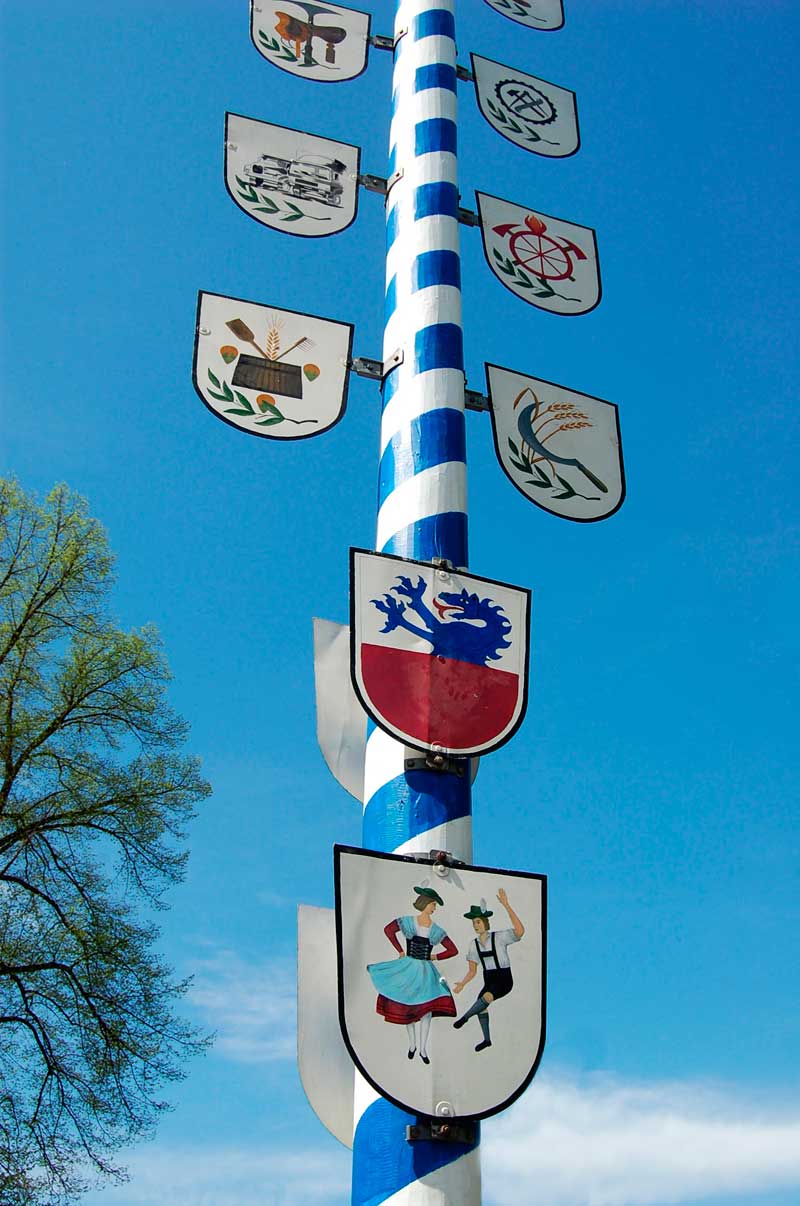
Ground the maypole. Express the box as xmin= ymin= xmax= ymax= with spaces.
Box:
xmin=352 ymin=7 xmax=479 ymax=1200
xmin=196 ymin=1 xmax=626 ymax=1202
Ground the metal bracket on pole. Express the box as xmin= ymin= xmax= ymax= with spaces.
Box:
xmin=369 ymin=33 xmax=395 ymax=51
xmin=351 ymin=349 xmax=404 ymax=381
xmin=404 ymin=753 xmax=465 ymax=777
xmin=359 ymin=169 xmax=404 ymax=198
xmin=456 ymin=64 xmax=474 ymax=82
xmin=407 ymin=1118 xmax=478 ymax=1145
xmin=465 ymin=389 xmax=490 ymax=413
xmin=458 ymin=207 xmax=480 ymax=227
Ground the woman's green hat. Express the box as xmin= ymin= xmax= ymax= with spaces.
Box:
xmin=414 ymin=884 xmax=444 ymax=906
xmin=464 ymin=897 xmax=493 ymax=920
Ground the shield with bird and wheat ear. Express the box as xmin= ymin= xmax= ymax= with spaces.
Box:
xmin=486 ymin=363 xmax=625 ymax=522
xmin=193 ymin=291 xmax=353 ymax=441
xmin=350 ymin=549 xmax=531 ymax=758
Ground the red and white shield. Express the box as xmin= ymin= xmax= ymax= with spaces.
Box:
xmin=350 ymin=550 xmax=531 ymax=758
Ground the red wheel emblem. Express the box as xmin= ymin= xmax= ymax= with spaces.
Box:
xmin=493 ymin=213 xmax=587 ymax=281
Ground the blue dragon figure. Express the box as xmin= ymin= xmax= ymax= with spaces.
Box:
xmin=371 ymin=575 xmax=512 ymax=667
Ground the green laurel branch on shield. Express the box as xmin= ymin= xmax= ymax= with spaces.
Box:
xmin=494 ymin=0 xmax=537 ymax=15
xmin=491 ymin=248 xmax=557 ymax=298
xmin=508 ymin=438 xmax=585 ymax=502
xmin=206 ymin=370 xmax=318 ymax=428
xmin=257 ymin=31 xmax=299 ymax=62
xmin=235 ymin=176 xmax=331 ymax=223
xmin=485 ymin=97 xmax=542 ymax=143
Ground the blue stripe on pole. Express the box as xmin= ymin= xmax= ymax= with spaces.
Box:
xmin=415 ymin=117 xmax=457 ymax=155
xmin=413 ymin=249 xmax=460 ymax=292
xmin=363 ymin=768 xmax=472 ymax=849
xmin=386 ymin=202 xmax=400 ymax=248
xmin=414 ymin=181 xmax=459 ymax=220
xmin=414 ymin=63 xmax=457 ymax=93
xmin=413 ymin=9 xmax=455 ymax=40
xmin=384 ymin=274 xmax=397 ymax=322
xmin=379 ymin=408 xmax=466 ymax=498
xmin=381 ymin=365 xmax=400 ymax=406
xmin=353 ymin=1097 xmax=478 ymax=1206
xmin=388 ymin=142 xmax=397 ymax=178
xmin=415 ymin=322 xmax=463 ymax=373
xmin=381 ymin=510 xmax=468 ymax=563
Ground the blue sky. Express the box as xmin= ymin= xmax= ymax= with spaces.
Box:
xmin=2 ymin=1 xmax=799 ymax=1203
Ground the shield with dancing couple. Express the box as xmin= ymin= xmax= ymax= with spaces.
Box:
xmin=335 ymin=846 xmax=546 ymax=1120
xmin=350 ymin=549 xmax=531 ymax=758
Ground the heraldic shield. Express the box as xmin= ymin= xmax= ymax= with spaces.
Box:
xmin=251 ymin=1 xmax=371 ymax=82
xmin=350 ymin=549 xmax=530 ymax=758
xmin=335 ymin=846 xmax=546 ymax=1121
xmin=225 ymin=112 xmax=360 ymax=237
xmin=471 ymin=53 xmax=579 ymax=159
xmin=477 ymin=191 xmax=600 ymax=316
xmin=193 ymin=291 xmax=353 ymax=440
xmin=482 ymin=0 xmax=564 ymax=32
xmin=487 ymin=363 xmax=625 ymax=522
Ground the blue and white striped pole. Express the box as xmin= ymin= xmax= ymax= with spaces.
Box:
xmin=351 ymin=1 xmax=481 ymax=1201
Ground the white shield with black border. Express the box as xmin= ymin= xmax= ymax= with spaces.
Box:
xmin=251 ymin=1 xmax=371 ymax=82
xmin=482 ymin=0 xmax=564 ymax=31
xmin=471 ymin=53 xmax=579 ymax=158
xmin=225 ymin=113 xmax=360 ymax=237
xmin=350 ymin=549 xmax=531 ymax=758
xmin=193 ymin=291 xmax=353 ymax=440
xmin=477 ymin=192 xmax=600 ymax=316
xmin=487 ymin=363 xmax=625 ymax=521
xmin=335 ymin=846 xmax=546 ymax=1120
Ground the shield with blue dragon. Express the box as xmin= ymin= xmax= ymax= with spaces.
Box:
xmin=482 ymin=0 xmax=564 ymax=31
xmin=250 ymin=1 xmax=371 ymax=82
xmin=350 ymin=550 xmax=531 ymax=758
xmin=487 ymin=363 xmax=625 ymax=522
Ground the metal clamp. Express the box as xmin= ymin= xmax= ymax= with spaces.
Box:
xmin=456 ymin=64 xmax=474 ymax=82
xmin=359 ymin=173 xmax=389 ymax=196
xmin=350 ymin=349 xmax=404 ymax=381
xmin=368 ymin=33 xmax=395 ymax=51
xmin=465 ymin=389 xmax=490 ymax=413
xmin=404 ymin=753 xmax=465 ymax=777
xmin=458 ymin=207 xmax=480 ymax=227
xmin=406 ymin=1118 xmax=478 ymax=1145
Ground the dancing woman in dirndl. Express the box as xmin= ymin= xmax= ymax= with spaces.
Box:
xmin=367 ymin=883 xmax=458 ymax=1064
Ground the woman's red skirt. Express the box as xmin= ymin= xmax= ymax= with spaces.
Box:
xmin=376 ymin=993 xmax=457 ymax=1024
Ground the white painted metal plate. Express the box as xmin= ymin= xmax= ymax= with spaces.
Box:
xmin=487 ymin=363 xmax=625 ymax=522
xmin=476 ymin=191 xmax=601 ymax=315
xmin=482 ymin=0 xmax=564 ymax=30
xmin=350 ymin=549 xmax=530 ymax=758
xmin=471 ymin=53 xmax=579 ymax=158
xmin=298 ymin=904 xmax=354 ymax=1148
xmin=335 ymin=846 xmax=546 ymax=1120
xmin=250 ymin=1 xmax=371 ymax=81
xmin=225 ymin=113 xmax=360 ymax=237
xmin=193 ymin=291 xmax=352 ymax=440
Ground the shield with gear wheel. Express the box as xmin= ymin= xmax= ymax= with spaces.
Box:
xmin=350 ymin=549 xmax=531 ymax=757
xmin=471 ymin=53 xmax=579 ymax=158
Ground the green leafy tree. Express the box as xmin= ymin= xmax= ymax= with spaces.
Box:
xmin=0 ymin=480 xmax=211 ymax=1203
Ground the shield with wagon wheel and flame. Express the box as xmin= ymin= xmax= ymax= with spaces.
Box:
xmin=476 ymin=192 xmax=600 ymax=316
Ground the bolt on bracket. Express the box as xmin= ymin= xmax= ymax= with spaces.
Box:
xmin=465 ymin=389 xmax=490 ymax=413
xmin=404 ymin=753 xmax=465 ymax=777
xmin=351 ymin=349 xmax=404 ymax=381
xmin=406 ymin=1118 xmax=478 ymax=1145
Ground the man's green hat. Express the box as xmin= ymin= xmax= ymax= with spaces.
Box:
xmin=464 ymin=897 xmax=493 ymax=920
xmin=414 ymin=884 xmax=444 ymax=906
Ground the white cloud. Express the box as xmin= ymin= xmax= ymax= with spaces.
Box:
xmin=188 ymin=949 xmax=295 ymax=1064
xmin=103 ymin=1145 xmax=349 ymax=1206
xmin=484 ymin=1070 xmax=800 ymax=1206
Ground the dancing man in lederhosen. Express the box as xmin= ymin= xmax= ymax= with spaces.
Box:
xmin=452 ymin=889 xmax=525 ymax=1052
